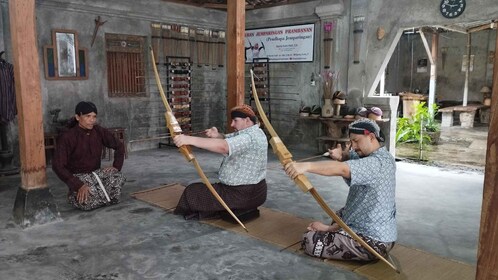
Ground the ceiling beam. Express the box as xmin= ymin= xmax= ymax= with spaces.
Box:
xmin=468 ymin=21 xmax=498 ymax=33
xmin=432 ymin=24 xmax=468 ymax=34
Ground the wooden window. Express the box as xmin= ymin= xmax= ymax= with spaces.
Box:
xmin=105 ymin=34 xmax=146 ymax=97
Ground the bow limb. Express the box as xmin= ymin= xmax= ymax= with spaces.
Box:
xmin=249 ymin=70 xmax=399 ymax=272
xmin=150 ymin=47 xmax=247 ymax=232
xmin=249 ymin=70 xmax=312 ymax=192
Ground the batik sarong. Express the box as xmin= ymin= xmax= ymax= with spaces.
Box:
xmin=68 ymin=168 xmax=125 ymax=211
xmin=301 ymin=208 xmax=394 ymax=261
xmin=174 ymin=179 xmax=267 ymax=220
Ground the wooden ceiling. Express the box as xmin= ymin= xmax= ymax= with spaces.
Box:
xmin=162 ymin=0 xmax=317 ymax=10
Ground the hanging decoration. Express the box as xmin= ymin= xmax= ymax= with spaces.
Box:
xmin=209 ymin=30 xmax=219 ymax=69
xmin=377 ymin=26 xmax=386 ymax=40
xmin=162 ymin=24 xmax=174 ymax=59
xmin=150 ymin=23 xmax=225 ymax=68
xmin=323 ymin=21 xmax=334 ymax=69
xmin=353 ymin=16 xmax=365 ymax=64
xmin=177 ymin=25 xmax=190 ymax=58
xmin=151 ymin=23 xmax=162 ymax=63
xmin=217 ymin=31 xmax=226 ymax=67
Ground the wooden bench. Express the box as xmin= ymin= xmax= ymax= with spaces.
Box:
xmin=438 ymin=104 xmax=485 ymax=128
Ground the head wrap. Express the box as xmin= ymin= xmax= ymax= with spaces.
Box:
xmin=75 ymin=101 xmax=98 ymax=115
xmin=349 ymin=118 xmax=384 ymax=142
xmin=230 ymin=104 xmax=257 ymax=123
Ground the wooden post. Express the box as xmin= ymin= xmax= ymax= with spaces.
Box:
xmin=9 ymin=0 xmax=59 ymax=227
xmin=476 ymin=26 xmax=498 ymax=280
xmin=419 ymin=30 xmax=438 ymax=115
xmin=226 ymin=0 xmax=245 ymax=132
xmin=463 ymin=33 xmax=471 ymax=106
xmin=429 ymin=32 xmax=438 ymax=116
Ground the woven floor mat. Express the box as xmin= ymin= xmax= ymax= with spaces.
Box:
xmin=131 ymin=184 xmax=475 ymax=279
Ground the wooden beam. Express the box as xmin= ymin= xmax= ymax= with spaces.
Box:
xmin=467 ymin=21 xmax=497 ymax=33
xmin=419 ymin=30 xmax=434 ymax=65
xmin=226 ymin=0 xmax=245 ymax=132
xmin=476 ymin=26 xmax=498 ymax=280
xmin=432 ymin=25 xmax=468 ymax=34
xmin=9 ymin=0 xmax=47 ymax=189
xmin=202 ymin=3 xmax=227 ymax=10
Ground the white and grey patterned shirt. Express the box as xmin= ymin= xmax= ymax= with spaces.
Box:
xmin=218 ymin=124 xmax=267 ymax=186
xmin=343 ymin=146 xmax=397 ymax=242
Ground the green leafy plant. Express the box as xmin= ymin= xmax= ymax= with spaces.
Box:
xmin=396 ymin=102 xmax=440 ymax=145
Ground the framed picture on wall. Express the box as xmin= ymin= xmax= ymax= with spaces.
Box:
xmin=55 ymin=31 xmax=77 ymax=77
xmin=43 ymin=29 xmax=88 ymax=80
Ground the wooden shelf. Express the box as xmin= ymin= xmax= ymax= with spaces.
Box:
xmin=302 ymin=116 xmax=390 ymax=152
xmin=300 ymin=116 xmax=390 ymax=122
xmin=316 ymin=136 xmax=350 ymax=142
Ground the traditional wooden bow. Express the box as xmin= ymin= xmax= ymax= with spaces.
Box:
xmin=250 ymin=69 xmax=398 ymax=272
xmin=149 ymin=47 xmax=247 ymax=232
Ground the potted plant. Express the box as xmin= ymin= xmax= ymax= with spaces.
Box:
xmin=396 ymin=102 xmax=441 ymax=146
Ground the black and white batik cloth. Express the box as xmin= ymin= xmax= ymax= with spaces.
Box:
xmin=68 ymin=168 xmax=125 ymax=211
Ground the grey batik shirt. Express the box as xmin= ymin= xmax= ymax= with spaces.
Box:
xmin=218 ymin=124 xmax=267 ymax=186
xmin=343 ymin=147 xmax=397 ymax=242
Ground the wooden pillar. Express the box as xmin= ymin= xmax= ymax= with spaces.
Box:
xmin=9 ymin=0 xmax=59 ymax=227
xmin=226 ymin=0 xmax=245 ymax=132
xmin=476 ymin=26 xmax=498 ymax=280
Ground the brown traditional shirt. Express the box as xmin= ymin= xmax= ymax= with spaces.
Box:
xmin=52 ymin=124 xmax=125 ymax=192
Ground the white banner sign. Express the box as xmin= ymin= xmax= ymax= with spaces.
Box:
xmin=245 ymin=23 xmax=315 ymax=63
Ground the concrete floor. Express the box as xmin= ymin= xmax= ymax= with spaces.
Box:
xmin=0 ymin=131 xmax=486 ymax=279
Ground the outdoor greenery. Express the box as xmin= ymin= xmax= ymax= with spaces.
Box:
xmin=396 ymin=102 xmax=440 ymax=145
